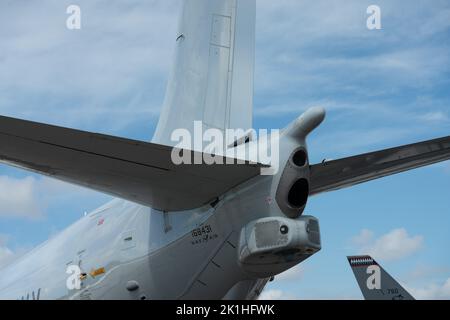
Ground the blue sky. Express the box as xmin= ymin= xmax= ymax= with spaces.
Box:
xmin=0 ymin=0 xmax=449 ymax=299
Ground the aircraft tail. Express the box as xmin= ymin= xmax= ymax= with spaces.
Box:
xmin=347 ymin=255 xmax=415 ymax=300
xmin=152 ymin=0 xmax=256 ymax=147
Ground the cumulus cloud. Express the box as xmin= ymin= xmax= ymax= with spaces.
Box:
xmin=311 ymin=127 xmax=413 ymax=156
xmin=0 ymin=235 xmax=14 ymax=268
xmin=352 ymin=228 xmax=424 ymax=261
xmin=402 ymin=264 xmax=450 ymax=300
xmin=259 ymin=289 xmax=298 ymax=300
xmin=0 ymin=174 xmax=110 ymax=220
xmin=275 ymin=265 xmax=305 ymax=281
xmin=352 ymin=228 xmax=375 ymax=247
xmin=408 ymin=278 xmax=450 ymax=300
xmin=407 ymin=264 xmax=450 ymax=282
xmin=0 ymin=0 xmax=181 ymax=133
xmin=0 ymin=235 xmax=32 ymax=269
xmin=0 ymin=176 xmax=42 ymax=219
xmin=255 ymin=1 xmax=450 ymax=100
xmin=0 ymin=246 xmax=14 ymax=268
xmin=418 ymin=111 xmax=449 ymax=123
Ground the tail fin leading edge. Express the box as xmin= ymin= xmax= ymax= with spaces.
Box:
xmin=347 ymin=255 xmax=415 ymax=300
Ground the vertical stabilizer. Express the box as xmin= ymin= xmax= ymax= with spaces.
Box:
xmin=153 ymin=0 xmax=256 ymax=147
xmin=347 ymin=255 xmax=415 ymax=300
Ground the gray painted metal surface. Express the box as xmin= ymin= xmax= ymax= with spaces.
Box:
xmin=0 ymin=115 xmax=263 ymax=211
xmin=310 ymin=136 xmax=450 ymax=195
xmin=348 ymin=255 xmax=415 ymax=300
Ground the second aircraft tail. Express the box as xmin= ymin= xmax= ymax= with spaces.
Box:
xmin=347 ymin=255 xmax=415 ymax=300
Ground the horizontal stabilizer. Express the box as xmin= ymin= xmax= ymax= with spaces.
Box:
xmin=310 ymin=136 xmax=450 ymax=195
xmin=0 ymin=116 xmax=264 ymax=211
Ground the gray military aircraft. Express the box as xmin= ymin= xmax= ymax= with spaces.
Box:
xmin=348 ymin=255 xmax=415 ymax=300
xmin=0 ymin=0 xmax=449 ymax=300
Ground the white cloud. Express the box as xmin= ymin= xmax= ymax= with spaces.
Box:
xmin=407 ymin=264 xmax=450 ymax=281
xmin=310 ymin=127 xmax=413 ymax=157
xmin=0 ymin=176 xmax=42 ymax=219
xmin=0 ymin=0 xmax=181 ymax=133
xmin=259 ymin=289 xmax=284 ymax=300
xmin=418 ymin=111 xmax=449 ymax=123
xmin=275 ymin=265 xmax=305 ymax=281
xmin=408 ymin=278 xmax=450 ymax=300
xmin=0 ymin=174 xmax=110 ymax=220
xmin=259 ymin=289 xmax=297 ymax=300
xmin=0 ymin=235 xmax=32 ymax=269
xmin=0 ymin=246 xmax=13 ymax=268
xmin=352 ymin=228 xmax=424 ymax=261
xmin=403 ymin=264 xmax=450 ymax=300
xmin=0 ymin=235 xmax=14 ymax=268
xmin=351 ymin=229 xmax=374 ymax=247
xmin=254 ymin=100 xmax=359 ymax=118
xmin=36 ymin=175 xmax=106 ymax=200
